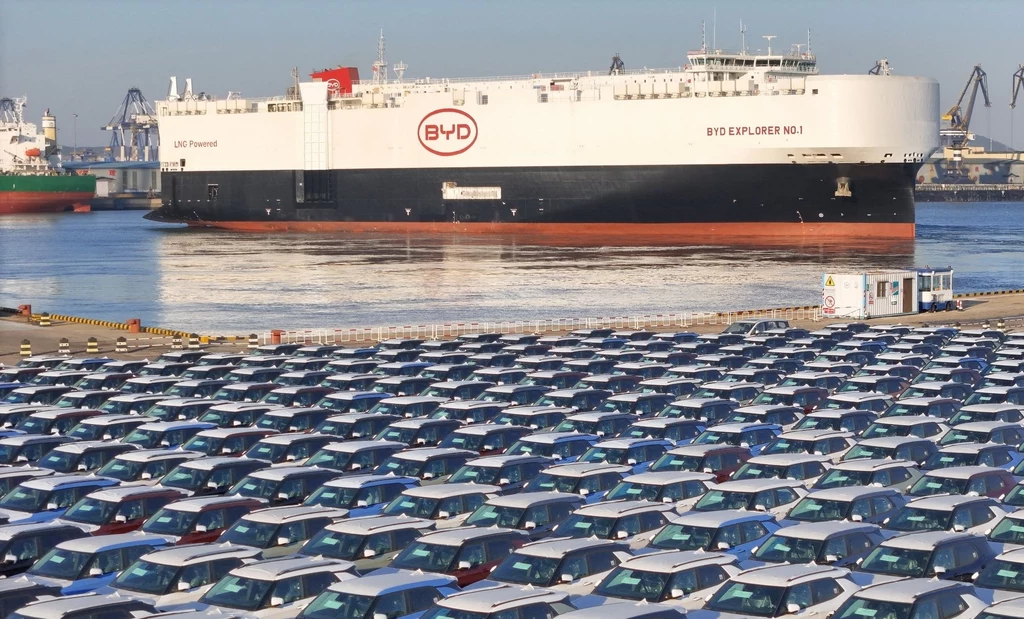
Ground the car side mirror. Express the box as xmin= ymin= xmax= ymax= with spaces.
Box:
xmin=77 ymin=464 xmax=88 ymax=471
xmin=579 ymin=488 xmax=590 ymax=496
xmin=788 ymin=604 xmax=802 ymax=615
xmin=615 ymin=530 xmax=628 ymax=539
xmin=754 ymin=504 xmax=767 ymax=512
xmin=195 ymin=524 xmax=208 ymax=533
xmin=933 ymin=565 xmax=947 ymax=574
xmin=825 ymin=554 xmax=838 ymax=564
xmin=102 ymin=434 xmax=113 ymax=440
xmin=482 ymin=445 xmax=495 ymax=452
xmin=703 ymin=467 xmax=713 ymax=474
xmin=529 ymin=425 xmax=539 ymax=430
xmin=160 ymin=440 xmax=171 ymax=447
xmin=627 ymin=459 xmax=638 ymax=466
xmin=45 ymin=502 xmax=58 ymax=511
xmin=374 ymin=614 xmax=388 ymax=619
xmin=270 ymin=596 xmax=285 ymax=607
xmin=277 ymin=536 xmax=292 ymax=546
xmin=524 ymin=521 xmax=537 ymax=530
xmin=718 ymin=542 xmax=732 ymax=550
xmin=89 ymin=567 xmax=104 ymax=577
xmin=14 ymin=455 xmax=28 ymax=463
xmin=356 ymin=500 xmax=368 ymax=508
xmin=207 ymin=481 xmax=221 ymax=489
xmin=952 ymin=524 xmax=965 ymax=533
xmin=499 ymin=478 xmax=510 ymax=486
xmin=438 ymin=511 xmax=451 ymax=519
xmin=560 ymin=573 xmax=574 ymax=583
xmin=221 ymin=447 xmax=234 ymax=454
xmin=663 ymin=497 xmax=675 ymax=504
xmin=363 ymin=548 xmax=377 ymax=558
xmin=415 ymin=438 xmax=427 ymax=445
xmin=670 ymin=588 xmax=684 ymax=599
xmin=850 ymin=514 xmax=863 ymax=522
xmin=422 ymin=472 xmax=435 ymax=480
xmin=232 ymin=420 xmax=242 ymax=427
xmin=141 ymin=472 xmax=152 ymax=480
xmin=276 ymin=492 xmax=290 ymax=500
xmin=2 ymin=554 xmax=15 ymax=564
xmin=114 ymin=514 xmax=128 ymax=523
xmin=457 ymin=560 xmax=472 ymax=570
xmin=740 ymin=442 xmax=750 ymax=448
xmin=350 ymin=463 xmax=362 ymax=471
xmin=177 ymin=580 xmax=193 ymax=591
xmin=905 ymin=485 xmax=913 ymax=492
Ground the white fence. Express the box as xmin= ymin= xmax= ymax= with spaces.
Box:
xmin=261 ymin=307 xmax=823 ymax=345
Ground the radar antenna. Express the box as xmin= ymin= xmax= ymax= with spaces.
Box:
xmin=740 ymin=20 xmax=747 ymax=54
xmin=609 ymin=53 xmax=625 ymax=75
xmin=372 ymin=28 xmax=388 ymax=85
xmin=762 ymin=35 xmax=776 ymax=56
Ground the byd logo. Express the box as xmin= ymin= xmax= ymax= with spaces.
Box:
xmin=418 ymin=108 xmax=478 ymax=156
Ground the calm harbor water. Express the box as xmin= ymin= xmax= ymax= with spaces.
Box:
xmin=1 ymin=203 xmax=1021 ymax=334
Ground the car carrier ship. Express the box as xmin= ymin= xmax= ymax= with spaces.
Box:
xmin=147 ymin=33 xmax=940 ymax=239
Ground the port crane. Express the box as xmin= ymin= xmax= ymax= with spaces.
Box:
xmin=941 ymin=65 xmax=990 ymax=152
xmin=102 ymin=87 xmax=158 ymax=162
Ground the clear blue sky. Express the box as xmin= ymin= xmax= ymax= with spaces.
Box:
xmin=4 ymin=0 xmax=1024 ymax=148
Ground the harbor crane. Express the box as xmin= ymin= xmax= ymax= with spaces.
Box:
xmin=1011 ymin=65 xmax=1024 ymax=109
xmin=941 ymin=65 xmax=990 ymax=151
xmin=102 ymin=87 xmax=158 ymax=162
xmin=609 ymin=53 xmax=625 ymax=75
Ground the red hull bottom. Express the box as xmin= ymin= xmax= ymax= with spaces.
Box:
xmin=0 ymin=191 xmax=95 ymax=215
xmin=184 ymin=220 xmax=916 ymax=240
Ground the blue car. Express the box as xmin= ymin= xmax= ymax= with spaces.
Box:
xmin=304 ymin=474 xmax=420 ymax=517
xmin=0 ymin=474 xmax=118 ymax=524
xmin=577 ymin=438 xmax=675 ymax=474
xmin=0 ymin=383 xmax=24 ymax=399
xmin=503 ymin=431 xmax=598 ymax=463
xmin=301 ymin=570 xmax=459 ymax=619
xmin=23 ymin=532 xmax=169 ymax=595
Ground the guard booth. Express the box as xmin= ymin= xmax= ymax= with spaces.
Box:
xmin=918 ymin=268 xmax=954 ymax=311
xmin=822 ymin=270 xmax=920 ymax=319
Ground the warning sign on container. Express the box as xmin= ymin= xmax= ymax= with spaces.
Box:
xmin=824 ymin=276 xmax=835 ymax=287
xmin=824 ymin=296 xmax=836 ymax=308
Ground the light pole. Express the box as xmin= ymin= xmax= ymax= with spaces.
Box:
xmin=72 ymin=114 xmax=78 ymax=161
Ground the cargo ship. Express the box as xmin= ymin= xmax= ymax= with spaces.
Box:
xmin=0 ymin=98 xmax=95 ymax=215
xmin=148 ymin=33 xmax=940 ymax=239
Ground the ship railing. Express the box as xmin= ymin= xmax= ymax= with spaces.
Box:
xmin=258 ymin=307 xmax=822 ymax=345
xmin=352 ymin=67 xmax=688 ymax=87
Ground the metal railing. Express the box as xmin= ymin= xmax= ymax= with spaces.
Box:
xmin=260 ymin=307 xmax=823 ymax=345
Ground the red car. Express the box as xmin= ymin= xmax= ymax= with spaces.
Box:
xmin=139 ymin=495 xmax=266 ymax=544
xmin=59 ymin=486 xmax=186 ymax=535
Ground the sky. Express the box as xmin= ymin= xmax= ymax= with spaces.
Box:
xmin=3 ymin=0 xmax=1024 ymax=148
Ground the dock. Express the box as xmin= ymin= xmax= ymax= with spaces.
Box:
xmin=5 ymin=291 xmax=1024 ymax=366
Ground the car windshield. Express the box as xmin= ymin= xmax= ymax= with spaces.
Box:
xmin=303 ymin=449 xmax=352 ymax=471
xmin=302 ymin=590 xmax=375 ymax=619
xmin=733 ymin=463 xmax=787 ymax=481
xmin=146 ymin=405 xmax=185 ymax=421
xmin=526 ymin=472 xmax=579 ymax=494
xmin=843 ymin=445 xmax=891 ymax=461
xmin=975 ymin=559 xmax=1024 ymax=591
xmin=832 ymin=598 xmax=912 ymax=619
xmin=391 ymin=541 xmax=457 ymax=572
xmin=579 ymin=447 xmax=628 ymax=465
xmin=694 ymin=490 xmax=753 ymax=511
xmin=201 ymin=574 xmax=273 ymax=610
xmin=63 ymin=497 xmax=118 ymax=525
xmin=0 ymin=485 xmax=49 ymax=511
xmin=376 ymin=457 xmax=424 ymax=478
xmin=694 ymin=431 xmax=744 ymax=447
xmin=161 ymin=465 xmax=209 ymax=491
xmin=651 ymin=453 xmax=706 ymax=473
xmin=440 ymin=433 xmax=487 ymax=452
xmin=886 ymin=507 xmax=951 ymax=532
xmin=558 ymin=514 xmax=616 ymax=538
xmin=301 ymin=529 xmax=365 ymax=560
xmin=0 ymin=443 xmax=25 ymax=464
xmin=596 ymin=566 xmax=671 ymax=601
xmin=815 ymin=469 xmax=874 ymax=489
xmin=113 ymin=558 xmax=182 ymax=595
xmin=490 ymin=553 xmax=561 ymax=586
xmin=219 ymin=519 xmax=279 ymax=548
xmin=123 ymin=429 xmax=163 ymax=448
xmin=2 ymin=392 xmax=33 ymax=404
xmin=449 ymin=465 xmax=500 ymax=485
xmin=650 ymin=523 xmax=717 ymax=551
xmin=910 ymin=476 xmax=968 ymax=496
xmin=96 ymin=458 xmax=148 ymax=481
xmin=859 ymin=546 xmax=932 ymax=578
xmin=505 ymin=440 xmax=554 ymax=458
xmin=181 ymin=434 xmax=224 ymax=455
xmin=16 ymin=417 xmax=52 ymax=434
xmin=229 ymin=477 xmax=281 ymax=501
xmin=787 ymin=498 xmax=849 ymax=522
xmin=246 ymin=442 xmax=288 ymax=462
xmin=305 ymin=485 xmax=359 ymax=509
xmin=755 ymin=535 xmax=823 ymax=563
xmin=419 ymin=608 xmax=489 ymax=619
xmin=706 ymin=580 xmax=785 ymax=617
xmin=38 ymin=450 xmax=80 ymax=473
xmin=465 ymin=504 xmax=525 ymax=528
xmin=29 ymin=547 xmax=91 ymax=580
xmin=376 ymin=427 xmax=420 ymax=444
xmin=762 ymin=439 xmax=816 ymax=456
xmin=142 ymin=507 xmax=197 ymax=536
xmin=66 ymin=423 xmax=108 ymax=441
xmin=939 ymin=429 xmax=987 ymax=446
xmin=988 ymin=517 xmax=1024 ymax=544
xmin=606 ymin=482 xmax=662 ymax=502
xmin=553 ymin=419 xmax=598 ymax=434
xmin=381 ymin=495 xmax=441 ymax=519
xmin=924 ymin=452 xmax=977 ymax=469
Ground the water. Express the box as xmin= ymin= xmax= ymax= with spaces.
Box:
xmin=1 ymin=203 xmax=1021 ymax=334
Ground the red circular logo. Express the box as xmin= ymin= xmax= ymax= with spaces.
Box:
xmin=418 ymin=108 xmax=478 ymax=156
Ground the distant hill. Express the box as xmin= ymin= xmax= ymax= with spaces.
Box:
xmin=967 ymin=134 xmax=1015 ymax=152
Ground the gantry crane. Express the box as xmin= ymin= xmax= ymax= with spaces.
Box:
xmin=1012 ymin=65 xmax=1024 ymax=109
xmin=941 ymin=65 xmax=990 ymax=152
xmin=102 ymin=87 xmax=158 ymax=161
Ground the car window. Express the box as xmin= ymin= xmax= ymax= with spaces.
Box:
xmin=301 ymin=571 xmax=337 ymax=597
xmin=810 ymin=578 xmax=843 ymax=604
xmin=7 ymin=535 xmax=39 ymax=563
xmin=407 ymin=587 xmax=443 ymax=613
xmin=912 ymin=599 xmax=940 ymax=619
xmin=776 ymin=487 xmax=799 ymax=505
xmin=375 ymin=591 xmax=410 ymax=619
xmin=740 ymin=520 xmax=768 ymax=543
xmin=485 ymin=538 xmax=516 ymax=563
xmin=954 ymin=542 xmax=981 ymax=565
xmin=457 ymin=541 xmax=487 ymax=567
xmin=968 ymin=504 xmax=996 ymax=527
xmin=639 ymin=511 xmax=666 ymax=531
xmin=586 ymin=549 xmax=618 ymax=574
xmin=696 ymin=564 xmax=729 ymax=589
xmin=937 ymin=593 xmax=968 ymax=619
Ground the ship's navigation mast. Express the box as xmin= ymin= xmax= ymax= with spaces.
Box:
xmin=762 ymin=35 xmax=776 ymax=56
xmin=0 ymin=97 xmax=25 ymax=127
xmin=393 ymin=61 xmax=407 ymax=83
xmin=740 ymin=20 xmax=747 ymax=55
xmin=372 ymin=28 xmax=388 ymax=85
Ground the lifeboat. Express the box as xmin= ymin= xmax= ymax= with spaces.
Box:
xmin=24 ymin=148 xmax=41 ymax=158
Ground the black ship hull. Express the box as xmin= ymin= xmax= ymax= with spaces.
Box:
xmin=147 ymin=162 xmax=918 ymax=238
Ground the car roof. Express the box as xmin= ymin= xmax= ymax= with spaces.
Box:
xmin=318 ymin=441 xmax=407 ymax=455
xmin=667 ymin=444 xmax=746 ymax=457
xmin=923 ymin=465 xmax=1003 ymax=479
xmin=229 ymin=556 xmax=355 ymax=580
xmin=113 ymin=449 xmax=204 ymax=463
xmin=246 ymin=465 xmax=330 ymax=479
xmin=519 ymin=432 xmax=597 ymax=445
xmin=572 ymin=499 xmax=674 ymax=518
xmin=774 ymin=521 xmax=881 ymax=540
xmin=21 ymin=474 xmax=117 ymax=491
xmin=77 ymin=414 xmax=145 ymax=426
xmin=14 ymin=594 xmax=149 ymax=618
xmin=402 ymin=483 xmax=500 ymax=499
xmin=58 ymin=532 xmax=169 ymax=553
xmin=710 ymin=479 xmax=804 ymax=492
xmin=746 ymin=454 xmax=833 ymax=466
xmin=619 ymin=549 xmax=737 ymax=572
xmin=390 ymin=447 xmax=477 ymax=461
xmin=324 ymin=515 xmax=435 ymax=535
xmin=241 ymin=505 xmax=348 ymax=523
xmin=173 ymin=456 xmax=254 ymax=471
xmin=542 ymin=462 xmax=631 ymax=477
xmin=880 ymin=530 xmax=979 ymax=550
xmin=463 ymin=454 xmax=550 ymax=467
xmin=417 ymin=526 xmax=527 ymax=547
xmin=514 ymin=536 xmax=624 ymax=558
xmin=774 ymin=429 xmax=852 ymax=441
xmin=950 ymin=421 xmax=1021 ymax=431
xmin=160 ymin=495 xmax=264 ymax=512
xmin=85 ymin=485 xmax=184 ymax=502
xmin=329 ymin=570 xmax=457 ymax=597
xmin=804 ymin=486 xmax=897 ymax=501
xmin=731 ymin=563 xmax=848 ymax=586
xmin=619 ymin=471 xmax=715 ymax=485
xmin=486 ymin=491 xmax=582 ymax=509
xmin=906 ymin=494 xmax=992 ymax=509
xmin=136 ymin=420 xmax=216 ymax=431
xmin=438 ymin=583 xmax=569 ymax=612
xmin=855 ymin=578 xmax=970 ymax=603
xmin=50 ymin=440 xmax=124 ymax=454
xmin=0 ymin=434 xmax=68 ymax=446
xmin=142 ymin=542 xmax=260 ymax=566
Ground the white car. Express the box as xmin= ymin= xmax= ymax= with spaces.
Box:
xmin=579 ymin=550 xmax=740 ymax=610
xmin=688 ymin=563 xmax=859 ymax=619
xmin=481 ymin=537 xmax=630 ymax=595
